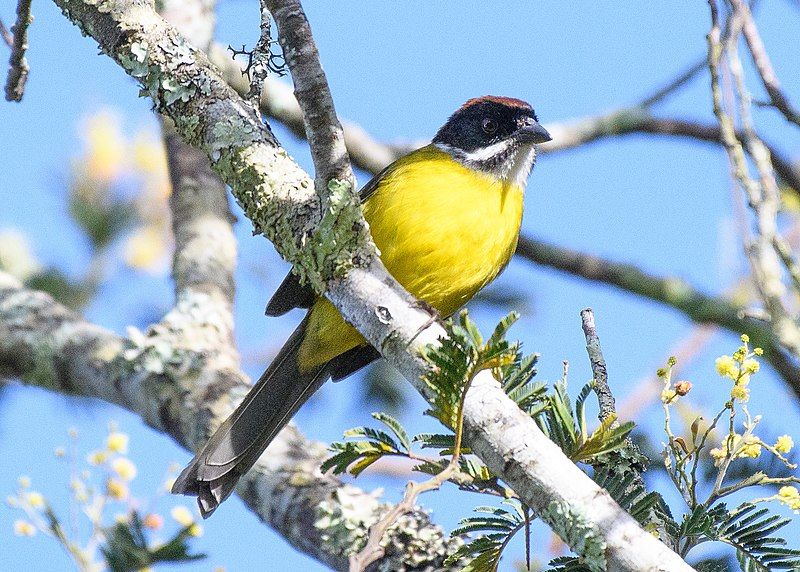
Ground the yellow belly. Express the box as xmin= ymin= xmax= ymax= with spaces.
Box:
xmin=297 ymin=145 xmax=524 ymax=370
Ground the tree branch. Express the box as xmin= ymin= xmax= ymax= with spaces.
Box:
xmin=4 ymin=0 xmax=32 ymax=101
xmin=732 ymin=0 xmax=800 ymax=127
xmin=0 ymin=271 xmax=459 ymax=571
xmin=516 ymin=235 xmax=800 ymax=393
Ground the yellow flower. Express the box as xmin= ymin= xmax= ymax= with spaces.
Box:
xmin=740 ymin=334 xmax=750 ymax=344
xmin=741 ymin=359 xmax=760 ymax=375
xmin=188 ymin=523 xmax=203 ymax=537
xmin=660 ymin=388 xmax=677 ymax=403
xmin=778 ymin=486 xmax=800 ymax=511
xmin=171 ymin=506 xmax=194 ymax=527
xmin=709 ymin=447 xmax=727 ymax=467
xmin=715 ymin=355 xmax=738 ymax=378
xmin=18 ymin=476 xmax=30 ymax=488
xmin=6 ymin=495 xmax=18 ymax=507
xmin=739 ymin=436 xmax=761 ymax=459
xmin=106 ymin=432 xmax=129 ymax=454
xmin=54 ymin=447 xmax=66 ymax=458
xmin=106 ymin=478 xmax=129 ymax=501
xmin=25 ymin=492 xmax=45 ymax=509
xmin=13 ymin=520 xmax=36 ymax=537
xmin=82 ymin=109 xmax=126 ymax=183
xmin=111 ymin=458 xmax=137 ymax=481
xmin=754 ymin=347 xmax=764 ymax=356
xmin=730 ymin=384 xmax=750 ymax=402
xmin=87 ymin=450 xmax=108 ymax=466
xmin=775 ymin=435 xmax=794 ymax=454
xmin=125 ymin=226 xmax=167 ymax=272
xmin=132 ymin=131 xmax=168 ymax=176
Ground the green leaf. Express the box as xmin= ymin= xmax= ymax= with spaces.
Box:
xmin=372 ymin=412 xmax=411 ymax=451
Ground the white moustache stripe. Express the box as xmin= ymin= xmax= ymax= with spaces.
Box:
xmin=460 ymin=139 xmax=515 ymax=162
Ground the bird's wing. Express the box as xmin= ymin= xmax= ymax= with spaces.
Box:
xmin=264 ymin=160 xmax=396 ymax=316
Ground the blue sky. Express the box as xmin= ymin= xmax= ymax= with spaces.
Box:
xmin=2 ymin=1 xmax=800 ymax=570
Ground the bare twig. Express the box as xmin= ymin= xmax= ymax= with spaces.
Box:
xmin=0 ymin=19 xmax=13 ymax=47
xmin=4 ymin=0 xmax=32 ymax=102
xmin=640 ymin=58 xmax=706 ymax=108
xmin=580 ymin=308 xmax=615 ymax=422
xmin=731 ymin=0 xmax=800 ymax=127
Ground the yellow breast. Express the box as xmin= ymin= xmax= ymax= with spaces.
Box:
xmin=298 ymin=145 xmax=525 ymax=370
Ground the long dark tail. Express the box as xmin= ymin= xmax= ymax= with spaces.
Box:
xmin=172 ymin=318 xmax=327 ymax=517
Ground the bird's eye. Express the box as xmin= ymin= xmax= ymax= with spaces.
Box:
xmin=482 ymin=118 xmax=498 ymax=134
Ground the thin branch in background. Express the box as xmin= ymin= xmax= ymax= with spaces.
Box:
xmin=707 ymin=0 xmax=800 ymax=363
xmin=580 ymin=308 xmax=615 ymax=422
xmin=4 ymin=0 xmax=32 ymax=102
xmin=639 ymin=58 xmax=707 ymax=108
xmin=732 ymin=0 xmax=800 ymax=127
xmin=0 ymin=18 xmax=13 ymax=47
xmin=514 ymin=236 xmax=800 ymax=391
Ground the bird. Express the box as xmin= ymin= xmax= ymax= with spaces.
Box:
xmin=172 ymin=96 xmax=552 ymax=517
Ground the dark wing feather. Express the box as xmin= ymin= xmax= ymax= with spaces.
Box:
xmin=264 ymin=160 xmax=396 ymax=316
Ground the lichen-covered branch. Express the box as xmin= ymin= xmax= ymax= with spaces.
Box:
xmin=0 ymin=272 xmax=459 ymax=571
xmin=4 ymin=0 xmax=32 ymax=101
xmin=581 ymin=308 xmax=615 ymax=421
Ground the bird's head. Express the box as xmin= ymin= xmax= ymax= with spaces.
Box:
xmin=433 ymin=96 xmax=551 ymax=187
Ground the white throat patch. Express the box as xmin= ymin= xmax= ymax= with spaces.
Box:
xmin=435 ymin=140 xmax=537 ymax=188
xmin=504 ymin=143 xmax=537 ymax=188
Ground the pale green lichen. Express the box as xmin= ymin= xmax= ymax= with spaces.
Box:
xmin=542 ymin=500 xmax=607 ymax=572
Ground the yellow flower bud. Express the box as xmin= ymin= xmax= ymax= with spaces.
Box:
xmin=106 ymin=478 xmax=129 ymax=501
xmin=25 ymin=492 xmax=45 ymax=509
xmin=715 ymin=355 xmax=738 ymax=378
xmin=775 ymin=435 xmax=794 ymax=454
xmin=106 ymin=432 xmax=129 ymax=454
xmin=740 ymin=334 xmax=750 ymax=344
xmin=87 ymin=450 xmax=108 ymax=466
xmin=170 ymin=506 xmax=194 ymax=527
xmin=111 ymin=458 xmax=137 ymax=482
xmin=13 ymin=520 xmax=36 ymax=537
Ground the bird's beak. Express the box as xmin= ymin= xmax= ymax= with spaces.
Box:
xmin=517 ymin=122 xmax=552 ymax=144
